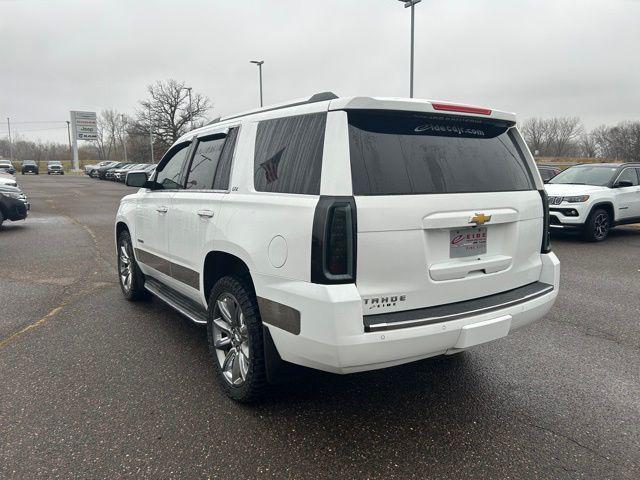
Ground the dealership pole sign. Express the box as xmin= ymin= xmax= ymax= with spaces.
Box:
xmin=72 ymin=111 xmax=98 ymax=140
xmin=69 ymin=110 xmax=97 ymax=170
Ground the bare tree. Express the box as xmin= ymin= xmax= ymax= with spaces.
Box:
xmin=550 ymin=117 xmax=583 ymax=157
xmin=522 ymin=117 xmax=583 ymax=157
xmin=95 ymin=109 xmax=125 ymax=161
xmin=591 ymin=122 xmax=640 ymax=162
xmin=579 ymin=132 xmax=598 ymax=158
xmin=135 ymin=79 xmax=210 ymax=150
xmin=521 ymin=118 xmax=551 ymax=156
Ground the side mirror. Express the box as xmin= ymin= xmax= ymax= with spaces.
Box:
xmin=614 ymin=180 xmax=634 ymax=188
xmin=125 ymin=171 xmax=148 ymax=187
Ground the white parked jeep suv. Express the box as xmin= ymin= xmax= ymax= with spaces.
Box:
xmin=116 ymin=93 xmax=560 ymax=401
xmin=545 ymin=163 xmax=640 ymax=241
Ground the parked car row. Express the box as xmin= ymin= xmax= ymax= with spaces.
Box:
xmin=0 ymin=169 xmax=30 ymax=228
xmin=0 ymin=159 xmax=69 ymax=176
xmin=85 ymin=161 xmax=156 ymax=183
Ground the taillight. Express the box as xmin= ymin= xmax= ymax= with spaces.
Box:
xmin=539 ymin=190 xmax=552 ymax=253
xmin=311 ymin=196 xmax=357 ymax=284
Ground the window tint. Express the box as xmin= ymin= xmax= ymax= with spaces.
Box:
xmin=213 ymin=127 xmax=239 ymax=190
xmin=155 ymin=143 xmax=190 ymax=190
xmin=348 ymin=111 xmax=534 ymax=195
xmin=185 ymin=135 xmax=226 ymax=190
xmin=616 ymin=168 xmax=639 ymax=186
xmin=254 ymin=113 xmax=326 ymax=195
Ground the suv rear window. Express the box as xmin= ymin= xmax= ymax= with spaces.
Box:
xmin=254 ymin=113 xmax=326 ymax=195
xmin=347 ymin=110 xmax=534 ymax=195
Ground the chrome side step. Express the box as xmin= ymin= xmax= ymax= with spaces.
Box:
xmin=144 ymin=277 xmax=208 ymax=325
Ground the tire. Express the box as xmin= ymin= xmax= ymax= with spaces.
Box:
xmin=0 ymin=209 xmax=4 ymax=228
xmin=583 ymin=208 xmax=611 ymax=242
xmin=117 ymin=230 xmax=147 ymax=300
xmin=207 ymin=274 xmax=267 ymax=402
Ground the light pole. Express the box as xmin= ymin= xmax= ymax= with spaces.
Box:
xmin=185 ymin=86 xmax=193 ymax=130
xmin=250 ymin=60 xmax=264 ymax=107
xmin=398 ymin=0 xmax=421 ymax=98
xmin=121 ymin=114 xmax=128 ymax=162
xmin=6 ymin=117 xmax=13 ymax=162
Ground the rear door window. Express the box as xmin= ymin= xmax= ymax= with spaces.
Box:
xmin=254 ymin=113 xmax=326 ymax=195
xmin=185 ymin=135 xmax=226 ymax=190
xmin=213 ymin=127 xmax=239 ymax=190
xmin=347 ymin=110 xmax=534 ymax=195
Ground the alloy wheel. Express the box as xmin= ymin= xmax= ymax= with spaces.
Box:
xmin=594 ymin=213 xmax=609 ymax=240
xmin=118 ymin=240 xmax=133 ymax=293
xmin=212 ymin=293 xmax=250 ymax=386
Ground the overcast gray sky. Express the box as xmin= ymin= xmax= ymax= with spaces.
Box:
xmin=1 ymin=0 xmax=638 ymax=143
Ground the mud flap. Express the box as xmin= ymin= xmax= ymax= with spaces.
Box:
xmin=263 ymin=326 xmax=300 ymax=384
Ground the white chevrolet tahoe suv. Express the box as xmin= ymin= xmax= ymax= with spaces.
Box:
xmin=545 ymin=163 xmax=640 ymax=241
xmin=116 ymin=93 xmax=560 ymax=401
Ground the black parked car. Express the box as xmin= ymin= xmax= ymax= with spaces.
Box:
xmin=21 ymin=160 xmax=39 ymax=175
xmin=97 ymin=162 xmax=125 ymax=180
xmin=0 ymin=184 xmax=28 ymax=227
xmin=0 ymin=160 xmax=16 ymax=175
xmin=537 ymin=164 xmax=561 ymax=183
xmin=47 ymin=161 xmax=64 ymax=175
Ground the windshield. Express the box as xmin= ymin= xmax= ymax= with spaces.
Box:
xmin=49 ymin=162 xmax=62 ymax=165
xmin=549 ymin=165 xmax=617 ymax=186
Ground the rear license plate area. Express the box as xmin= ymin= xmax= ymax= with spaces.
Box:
xmin=450 ymin=227 xmax=487 ymax=258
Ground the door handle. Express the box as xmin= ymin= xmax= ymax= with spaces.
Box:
xmin=197 ymin=209 xmax=215 ymax=218
xmin=156 ymin=206 xmax=168 ymax=213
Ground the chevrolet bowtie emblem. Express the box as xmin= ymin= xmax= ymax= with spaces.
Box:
xmin=470 ymin=213 xmax=491 ymax=226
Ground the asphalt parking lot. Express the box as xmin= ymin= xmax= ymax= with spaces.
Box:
xmin=1 ymin=175 xmax=639 ymax=479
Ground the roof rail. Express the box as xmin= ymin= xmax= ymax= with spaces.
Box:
xmin=208 ymin=91 xmax=338 ymax=125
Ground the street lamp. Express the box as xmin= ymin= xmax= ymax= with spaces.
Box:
xmin=397 ymin=0 xmax=421 ymax=98
xmin=185 ymin=86 xmax=193 ymax=130
xmin=250 ymin=60 xmax=264 ymax=107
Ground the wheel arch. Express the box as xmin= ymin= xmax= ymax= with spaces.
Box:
xmin=588 ymin=201 xmax=615 ymax=223
xmin=202 ymin=250 xmax=256 ymax=301
xmin=115 ymin=221 xmax=129 ymax=239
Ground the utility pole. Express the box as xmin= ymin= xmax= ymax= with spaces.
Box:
xmin=186 ymin=87 xmax=193 ymax=131
xmin=6 ymin=117 xmax=13 ymax=162
xmin=397 ymin=0 xmax=421 ymax=98
xmin=250 ymin=60 xmax=264 ymax=107
xmin=148 ymin=108 xmax=154 ymax=163
xmin=66 ymin=121 xmax=72 ymax=161
xmin=121 ymin=114 xmax=128 ymax=162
